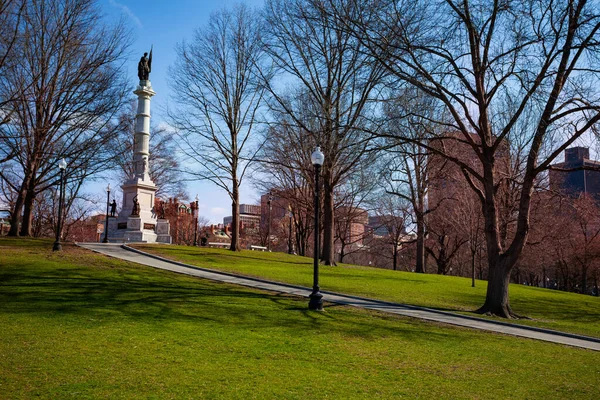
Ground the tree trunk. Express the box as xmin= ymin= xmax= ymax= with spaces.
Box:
xmin=392 ymin=245 xmax=398 ymax=271
xmin=437 ymin=258 xmax=446 ymax=275
xmin=476 ymin=256 xmax=516 ymax=318
xmin=230 ymin=179 xmax=240 ymax=251
xmin=321 ymin=176 xmax=335 ymax=265
xmin=542 ymin=267 xmax=547 ymax=289
xmin=471 ymin=249 xmax=476 ymax=287
xmin=20 ymin=184 xmax=36 ymax=237
xmin=296 ymin=225 xmax=305 ymax=256
xmin=8 ymin=187 xmax=25 ymax=236
xmin=415 ymin=212 xmax=425 ymax=273
xmin=295 ymin=217 xmax=309 ymax=257
xmin=477 ymin=154 xmax=525 ymax=318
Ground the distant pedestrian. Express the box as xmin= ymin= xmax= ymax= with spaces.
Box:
xmin=110 ymin=200 xmax=117 ymax=217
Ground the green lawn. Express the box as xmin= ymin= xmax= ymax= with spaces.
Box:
xmin=1 ymin=238 xmax=599 ymax=399
xmin=134 ymin=244 xmax=600 ymax=338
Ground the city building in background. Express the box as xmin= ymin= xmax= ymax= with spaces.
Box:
xmin=549 ymin=147 xmax=600 ymax=200
xmin=368 ymin=215 xmax=395 ymax=237
xmin=155 ymin=198 xmax=196 ymax=245
xmin=223 ymin=204 xmax=261 ymax=227
xmin=335 ymin=206 xmax=369 ymax=245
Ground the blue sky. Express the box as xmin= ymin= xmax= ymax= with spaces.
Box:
xmin=101 ymin=0 xmax=266 ymax=223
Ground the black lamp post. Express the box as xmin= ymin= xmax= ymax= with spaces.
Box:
xmin=309 ymin=146 xmax=324 ymax=311
xmin=53 ymin=158 xmax=67 ymax=251
xmin=102 ymin=184 xmax=111 ymax=243
xmin=288 ymin=205 xmax=293 ymax=254
xmin=193 ymin=194 xmax=199 ymax=246
xmin=267 ymin=194 xmax=273 ymax=251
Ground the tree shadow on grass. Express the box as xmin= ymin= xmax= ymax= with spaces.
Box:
xmin=0 ymin=265 xmax=462 ymax=346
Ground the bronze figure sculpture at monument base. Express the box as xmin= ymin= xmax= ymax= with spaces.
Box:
xmin=131 ymin=195 xmax=141 ymax=217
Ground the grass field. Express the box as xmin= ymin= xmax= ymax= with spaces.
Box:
xmin=134 ymin=244 xmax=600 ymax=338
xmin=1 ymin=238 xmax=599 ymax=399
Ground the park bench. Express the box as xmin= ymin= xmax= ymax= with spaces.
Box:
xmin=208 ymin=242 xmax=230 ymax=248
xmin=250 ymin=245 xmax=268 ymax=251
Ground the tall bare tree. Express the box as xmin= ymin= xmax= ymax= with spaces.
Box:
xmin=380 ymin=88 xmax=450 ymax=273
xmin=335 ymin=0 xmax=600 ymax=317
xmin=372 ymin=194 xmax=410 ymax=271
xmin=262 ymin=0 xmax=386 ymax=265
xmin=169 ymin=4 xmax=267 ymax=251
xmin=333 ymin=165 xmax=377 ymax=262
xmin=0 ymin=0 xmax=130 ymax=236
xmin=255 ymin=119 xmax=317 ymax=256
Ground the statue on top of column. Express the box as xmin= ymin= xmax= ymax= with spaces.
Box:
xmin=137 ymin=47 xmax=153 ymax=81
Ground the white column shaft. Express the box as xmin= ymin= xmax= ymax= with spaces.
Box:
xmin=133 ymin=83 xmax=156 ymax=179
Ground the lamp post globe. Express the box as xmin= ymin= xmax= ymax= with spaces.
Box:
xmin=53 ymin=159 xmax=67 ymax=251
xmin=311 ymin=146 xmax=325 ymax=166
xmin=102 ymin=183 xmax=111 ymax=243
xmin=309 ymin=146 xmax=324 ymax=310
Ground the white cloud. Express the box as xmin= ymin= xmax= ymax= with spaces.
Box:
xmin=108 ymin=0 xmax=143 ymax=28
xmin=156 ymin=121 xmax=177 ymax=132
xmin=210 ymin=207 xmax=226 ymax=215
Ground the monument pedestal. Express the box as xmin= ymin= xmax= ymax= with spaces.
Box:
xmin=156 ymin=219 xmax=172 ymax=244
xmin=123 ymin=216 xmax=158 ymax=243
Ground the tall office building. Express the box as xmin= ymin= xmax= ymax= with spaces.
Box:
xmin=223 ymin=204 xmax=261 ymax=227
xmin=549 ymin=147 xmax=600 ymax=199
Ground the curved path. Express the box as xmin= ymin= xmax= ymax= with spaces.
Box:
xmin=77 ymin=242 xmax=600 ymax=351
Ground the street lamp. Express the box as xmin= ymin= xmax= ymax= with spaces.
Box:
xmin=102 ymin=184 xmax=110 ymax=243
xmin=267 ymin=194 xmax=273 ymax=251
xmin=309 ymin=146 xmax=324 ymax=311
xmin=193 ymin=194 xmax=199 ymax=246
xmin=53 ymin=158 xmax=67 ymax=251
xmin=288 ymin=205 xmax=294 ymax=255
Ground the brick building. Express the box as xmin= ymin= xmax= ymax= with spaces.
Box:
xmin=155 ymin=198 xmax=196 ymax=245
xmin=427 ymin=133 xmax=511 ymax=213
xmin=335 ymin=206 xmax=369 ymax=245
xmin=69 ymin=214 xmax=106 ymax=242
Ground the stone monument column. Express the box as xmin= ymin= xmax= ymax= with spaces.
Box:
xmin=133 ymin=83 xmax=154 ymax=181
xmin=109 ymin=49 xmax=171 ymax=243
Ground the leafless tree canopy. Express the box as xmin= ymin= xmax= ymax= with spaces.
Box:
xmin=0 ymin=0 xmax=131 ymax=236
xmin=330 ymin=0 xmax=600 ymax=316
xmin=262 ymin=0 xmax=386 ymax=265
xmin=254 ymin=118 xmax=317 ymax=256
xmin=0 ymin=0 xmax=25 ymax=130
xmin=169 ymin=4 xmax=267 ymax=251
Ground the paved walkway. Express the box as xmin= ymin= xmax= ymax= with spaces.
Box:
xmin=78 ymin=242 xmax=600 ymax=351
